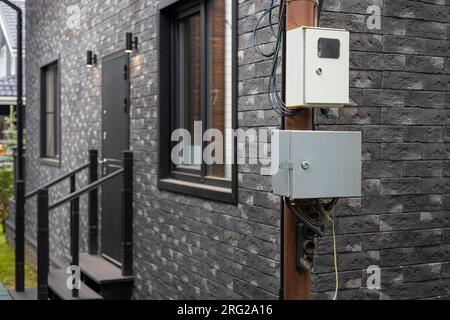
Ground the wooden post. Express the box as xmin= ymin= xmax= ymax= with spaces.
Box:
xmin=122 ymin=151 xmax=133 ymax=277
xmin=37 ymin=189 xmax=49 ymax=301
xmin=70 ymin=175 xmax=79 ymax=298
xmin=283 ymin=0 xmax=317 ymax=301
xmin=88 ymin=149 xmax=99 ymax=255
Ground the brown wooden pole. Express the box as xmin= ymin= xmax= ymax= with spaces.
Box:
xmin=284 ymin=0 xmax=317 ymax=301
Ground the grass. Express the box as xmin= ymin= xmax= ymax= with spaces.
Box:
xmin=0 ymin=225 xmax=37 ymax=289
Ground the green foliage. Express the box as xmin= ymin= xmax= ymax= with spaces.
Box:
xmin=0 ymin=106 xmax=17 ymax=165
xmin=0 ymin=224 xmax=37 ymax=289
xmin=0 ymin=168 xmax=13 ymax=231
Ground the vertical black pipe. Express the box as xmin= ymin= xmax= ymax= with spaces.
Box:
xmin=0 ymin=0 xmax=27 ymax=294
xmin=70 ymin=175 xmax=79 ymax=298
xmin=122 ymin=151 xmax=133 ymax=277
xmin=12 ymin=147 xmax=17 ymax=186
xmin=88 ymin=150 xmax=99 ymax=255
xmin=15 ymin=180 xmax=25 ymax=292
xmin=16 ymin=9 xmax=23 ymax=180
xmin=37 ymin=189 xmax=49 ymax=301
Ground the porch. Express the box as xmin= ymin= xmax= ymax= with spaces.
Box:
xmin=8 ymin=150 xmax=135 ymax=300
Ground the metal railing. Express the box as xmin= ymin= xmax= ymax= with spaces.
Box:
xmin=24 ymin=150 xmax=97 ymax=300
xmin=36 ymin=151 xmax=133 ymax=300
xmin=24 ymin=150 xmax=100 ymax=257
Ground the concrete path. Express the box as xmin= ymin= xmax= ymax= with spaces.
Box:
xmin=0 ymin=283 xmax=12 ymax=300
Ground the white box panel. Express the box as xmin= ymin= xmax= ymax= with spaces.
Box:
xmin=286 ymin=27 xmax=350 ymax=109
xmin=272 ymin=131 xmax=362 ymax=199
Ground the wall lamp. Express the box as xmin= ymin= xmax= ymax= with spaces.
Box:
xmin=86 ymin=50 xmax=97 ymax=68
xmin=126 ymin=32 xmax=139 ymax=53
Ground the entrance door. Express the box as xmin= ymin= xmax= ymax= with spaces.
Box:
xmin=101 ymin=52 xmax=130 ymax=265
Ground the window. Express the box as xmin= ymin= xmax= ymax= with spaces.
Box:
xmin=159 ymin=0 xmax=237 ymax=204
xmin=0 ymin=46 xmax=7 ymax=78
xmin=40 ymin=61 xmax=60 ymax=162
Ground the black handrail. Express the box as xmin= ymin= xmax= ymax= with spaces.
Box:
xmin=25 ymin=163 xmax=90 ymax=200
xmin=36 ymin=151 xmax=133 ymax=300
xmin=49 ymin=169 xmax=124 ymax=211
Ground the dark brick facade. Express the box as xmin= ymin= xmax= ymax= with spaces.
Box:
xmin=314 ymin=0 xmax=450 ymax=300
xmin=15 ymin=0 xmax=450 ymax=300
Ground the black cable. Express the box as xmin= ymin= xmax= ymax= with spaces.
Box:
xmin=318 ymin=0 xmax=325 ymax=25
xmin=252 ymin=3 xmax=280 ymax=58
xmin=253 ymin=0 xmax=306 ymax=118
xmin=317 ymin=0 xmax=331 ymax=119
xmin=284 ymin=197 xmax=339 ymax=237
xmin=269 ymin=0 xmax=278 ymax=38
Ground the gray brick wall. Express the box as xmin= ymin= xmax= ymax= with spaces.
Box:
xmin=314 ymin=0 xmax=450 ymax=300
xmin=20 ymin=0 xmax=450 ymax=300
xmin=23 ymin=0 xmax=281 ymax=300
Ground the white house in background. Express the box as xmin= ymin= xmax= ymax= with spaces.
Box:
xmin=0 ymin=0 xmax=25 ymax=140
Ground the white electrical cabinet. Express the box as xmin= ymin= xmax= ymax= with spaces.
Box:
xmin=272 ymin=130 xmax=362 ymax=199
xmin=286 ymin=27 xmax=350 ymax=109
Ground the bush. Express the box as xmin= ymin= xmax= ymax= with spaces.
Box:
xmin=0 ymin=168 xmax=13 ymax=232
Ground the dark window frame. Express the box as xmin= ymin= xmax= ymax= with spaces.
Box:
xmin=158 ymin=0 xmax=238 ymax=204
xmin=40 ymin=60 xmax=61 ymax=166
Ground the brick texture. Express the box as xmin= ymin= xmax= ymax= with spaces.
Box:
xmin=18 ymin=0 xmax=450 ymax=301
xmin=315 ymin=0 xmax=450 ymax=300
xmin=22 ymin=0 xmax=281 ymax=300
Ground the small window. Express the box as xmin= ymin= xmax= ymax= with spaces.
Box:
xmin=40 ymin=61 xmax=60 ymax=161
xmin=159 ymin=0 xmax=236 ymax=204
xmin=318 ymin=38 xmax=341 ymax=59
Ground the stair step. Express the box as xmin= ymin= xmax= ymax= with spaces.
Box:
xmin=48 ymin=270 xmax=103 ymax=300
xmin=79 ymin=254 xmax=134 ymax=300
xmin=8 ymin=288 xmax=38 ymax=300
xmin=80 ymin=253 xmax=134 ymax=285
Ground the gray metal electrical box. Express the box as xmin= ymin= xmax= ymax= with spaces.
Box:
xmin=271 ymin=130 xmax=362 ymax=199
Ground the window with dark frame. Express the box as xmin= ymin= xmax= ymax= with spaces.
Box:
xmin=40 ymin=61 xmax=59 ymax=161
xmin=159 ymin=0 xmax=237 ymax=204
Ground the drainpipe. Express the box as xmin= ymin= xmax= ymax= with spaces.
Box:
xmin=0 ymin=0 xmax=25 ymax=293
xmin=283 ymin=0 xmax=317 ymax=300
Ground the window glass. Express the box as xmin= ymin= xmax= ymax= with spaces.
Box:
xmin=41 ymin=62 xmax=58 ymax=160
xmin=177 ymin=12 xmax=202 ymax=170
xmin=159 ymin=0 xmax=236 ymax=200
xmin=207 ymin=0 xmax=233 ymax=180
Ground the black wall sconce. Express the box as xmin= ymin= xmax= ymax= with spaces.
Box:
xmin=126 ymin=32 xmax=138 ymax=53
xmin=86 ymin=50 xmax=97 ymax=68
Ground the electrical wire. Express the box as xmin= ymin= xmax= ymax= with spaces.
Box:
xmin=331 ymin=214 xmax=339 ymax=301
xmin=319 ymin=199 xmax=340 ymax=301
xmin=253 ymin=0 xmax=306 ymax=117
xmin=260 ymin=0 xmax=340 ymax=301
xmin=286 ymin=197 xmax=340 ymax=300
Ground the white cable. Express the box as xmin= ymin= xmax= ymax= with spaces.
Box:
xmin=331 ymin=217 xmax=339 ymax=301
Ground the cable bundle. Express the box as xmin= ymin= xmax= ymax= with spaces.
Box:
xmin=255 ymin=0 xmax=340 ymax=300
xmin=253 ymin=0 xmax=305 ymax=117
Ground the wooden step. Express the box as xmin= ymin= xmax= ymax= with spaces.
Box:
xmin=48 ymin=270 xmax=103 ymax=300
xmin=79 ymin=254 xmax=134 ymax=300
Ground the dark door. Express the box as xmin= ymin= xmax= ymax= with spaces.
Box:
xmin=101 ymin=52 xmax=130 ymax=265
